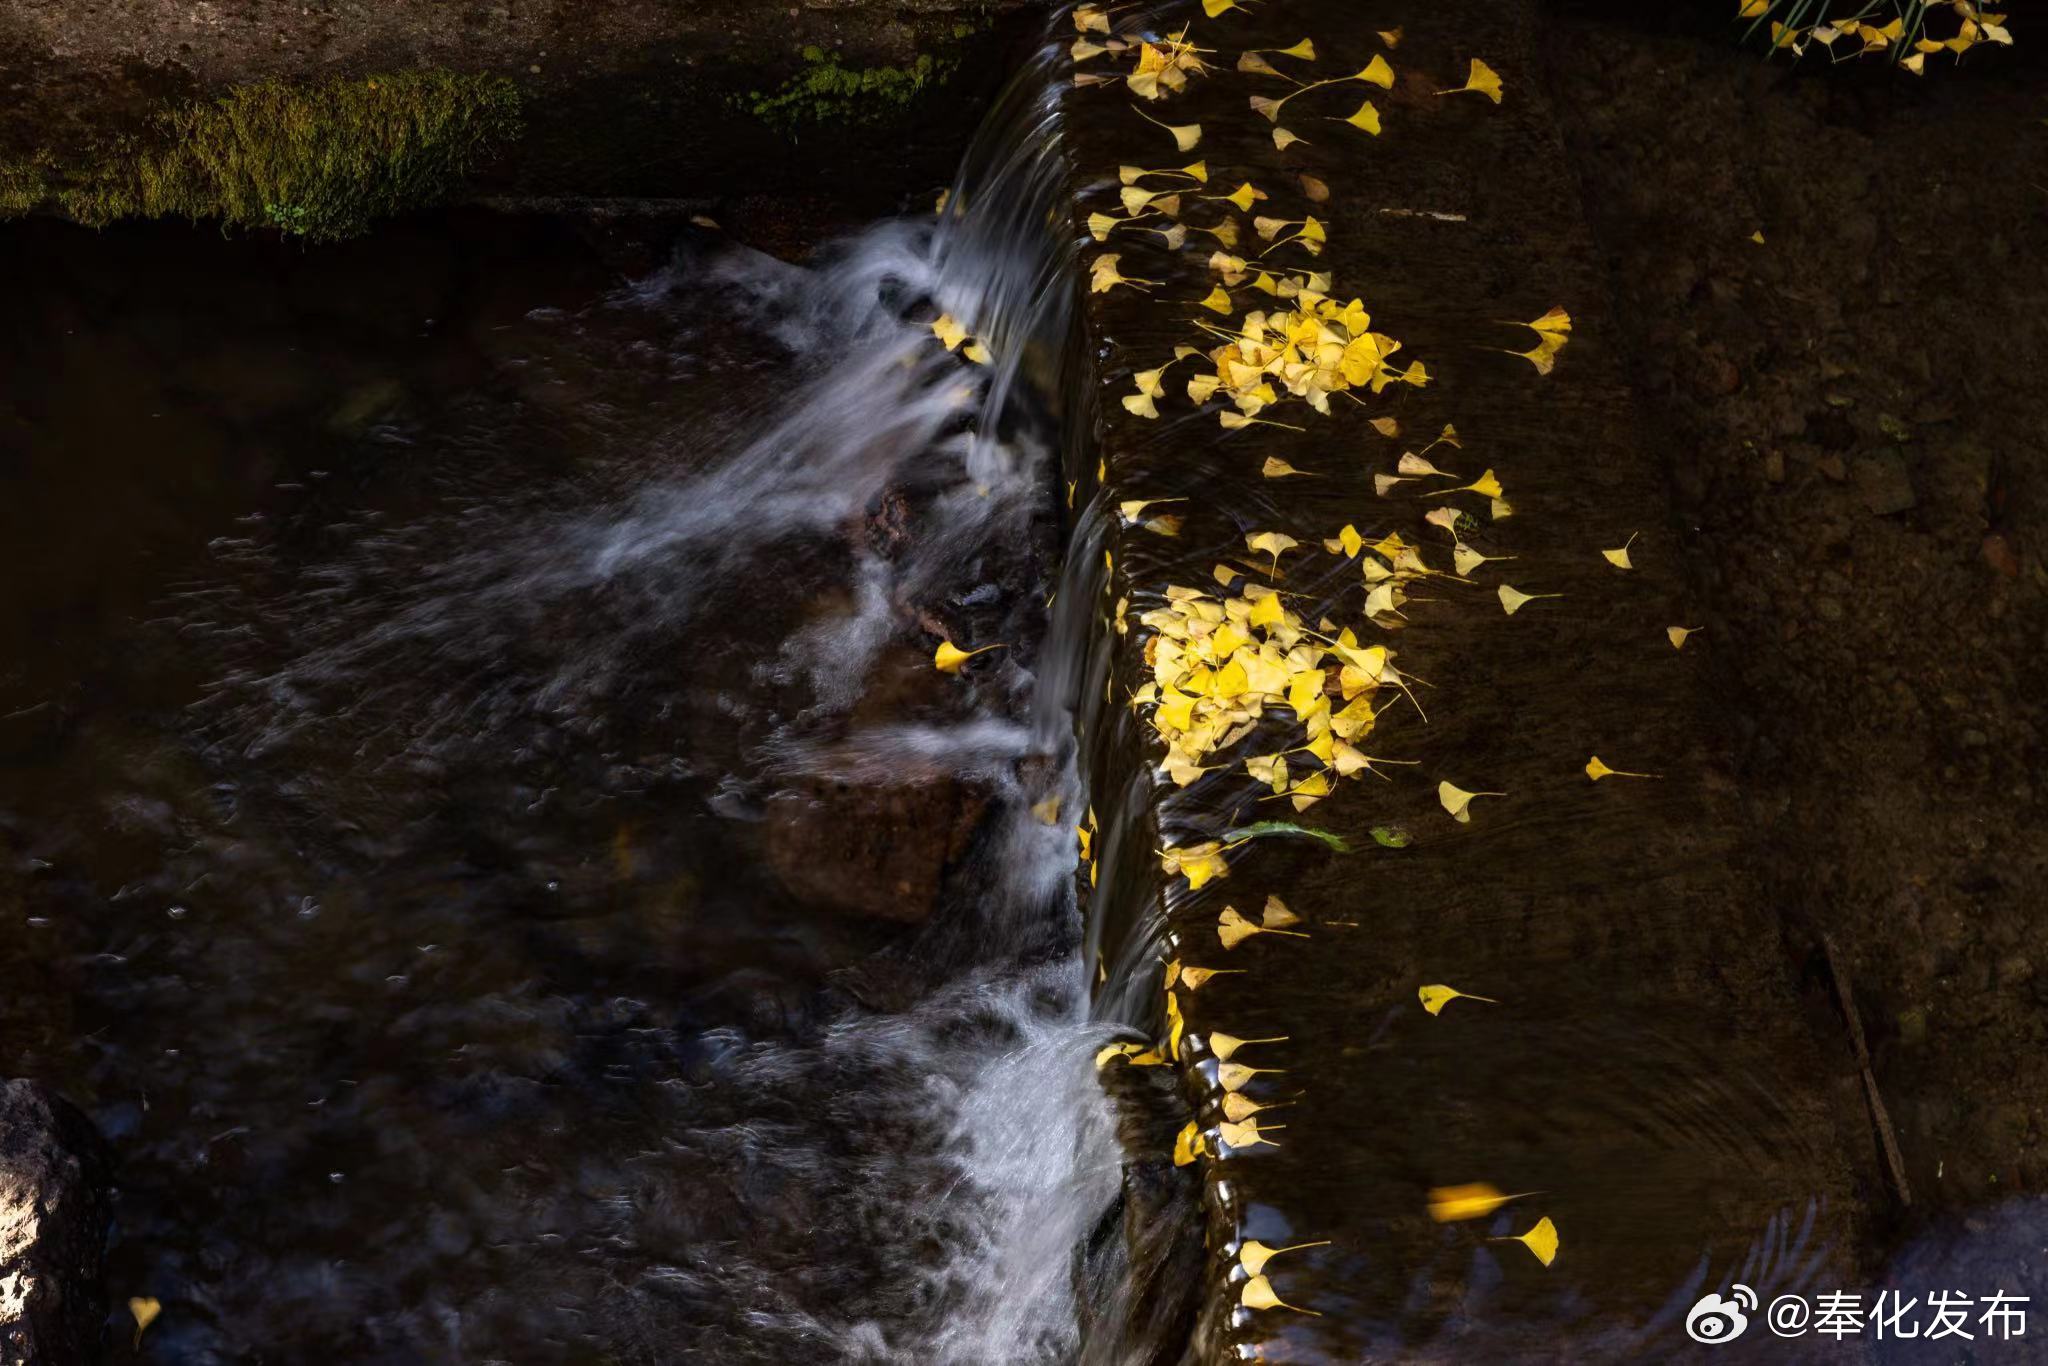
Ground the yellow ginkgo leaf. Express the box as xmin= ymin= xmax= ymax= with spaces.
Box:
xmin=1173 ymin=1119 xmax=1203 ymax=1166
xmin=1378 ymin=26 xmax=1403 ymax=47
xmin=1491 ymin=496 xmax=1514 ymax=521
xmin=1437 ymin=780 xmax=1503 ymax=823
xmin=1585 ymin=755 xmax=1659 ymax=781
xmin=1276 ymin=38 xmax=1316 ymax=60
xmin=1218 ymin=1117 xmax=1285 ymax=1149
xmin=963 ymin=341 xmax=992 ymax=365
xmin=1133 ymin=104 xmax=1203 ymax=152
xmin=1493 ymin=1216 xmax=1560 ymax=1267
xmin=1454 ymin=468 xmax=1503 ymax=498
xmin=1073 ymin=4 xmax=1110 ymax=34
xmin=1358 ymin=54 xmax=1395 ymax=87
xmin=1370 ymin=415 xmax=1400 ymax=437
xmin=1428 ymin=1182 xmax=1530 ymax=1222
xmin=1260 ymin=894 xmax=1301 ymax=929
xmin=1666 ymin=625 xmax=1702 ymax=650
xmin=1418 ymin=983 xmax=1499 ymax=1016
xmin=1737 ymin=0 xmax=1768 ymax=17
xmin=1245 ymin=530 xmax=1299 ymax=574
xmin=1181 ymin=965 xmax=1243 ymax=991
xmin=1222 ymin=1092 xmax=1285 ymax=1121
xmin=131 ymin=1297 xmax=162 ymax=1349
xmin=1238 ymin=51 xmax=1282 ymax=78
xmin=1602 ymin=531 xmax=1639 ymax=569
xmin=1218 ymin=1060 xmax=1285 ymax=1091
xmin=1209 ymin=181 xmax=1266 ymax=212
xmin=1527 ymin=306 xmax=1572 ymax=336
xmin=1091 ymin=253 xmax=1159 ymax=293
xmin=1261 ymin=457 xmax=1317 ymax=478
xmin=1198 ymin=284 xmax=1234 ymax=313
xmin=1218 ymin=905 xmax=1308 ymax=949
xmin=1208 ymin=1031 xmax=1287 ymax=1061
xmin=1239 ymin=1238 xmax=1330 ymax=1275
xmin=1201 ymin=0 xmax=1243 ymax=15
xmin=1496 ymin=583 xmax=1561 ymax=616
xmin=1440 ymin=57 xmax=1504 ymax=103
xmin=1273 ymin=127 xmax=1307 ymax=151
xmin=1242 ymin=1274 xmax=1321 ymax=1315
xmin=1072 ymin=38 xmax=1108 ymax=62
xmin=934 ymin=639 xmax=1004 ymax=673
xmin=1452 ymin=543 xmax=1512 ymax=577
xmin=1337 ymin=98 xmax=1382 ymax=134
xmin=930 ymin=313 xmax=968 ymax=351
xmin=1122 ymin=391 xmax=1160 ymax=419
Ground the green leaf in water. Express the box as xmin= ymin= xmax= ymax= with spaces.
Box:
xmin=1223 ymin=821 xmax=1350 ymax=853
xmin=1369 ymin=824 xmax=1412 ymax=848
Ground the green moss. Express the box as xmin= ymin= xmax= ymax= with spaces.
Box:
xmin=740 ymin=48 xmax=956 ymax=135
xmin=3 ymin=69 xmax=522 ymax=240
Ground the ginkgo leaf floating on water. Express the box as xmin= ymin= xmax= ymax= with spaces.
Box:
xmin=1242 ymin=1274 xmax=1321 ymax=1315
xmin=1072 ymin=4 xmax=1109 ymax=34
xmin=1439 ymin=57 xmax=1505 ymax=104
xmin=1180 ymin=966 xmax=1242 ymax=991
xmin=934 ymin=640 xmax=1004 ymax=673
xmin=1502 ymin=306 xmax=1572 ymax=374
xmin=1219 ymin=1117 xmax=1284 ymax=1149
xmin=1418 ymin=983 xmax=1498 ymax=1015
xmin=1493 ymin=1217 xmax=1560 ymax=1267
xmin=1497 ymin=583 xmax=1562 ymax=616
xmin=1219 ymin=905 xmax=1308 ymax=949
xmin=1239 ymin=1239 xmax=1330 ymax=1275
xmin=1173 ymin=1120 xmax=1203 ymax=1167
xmin=931 ymin=314 xmax=969 ymax=351
xmin=1261 ymin=457 xmax=1317 ymax=479
xmin=1092 ymin=254 xmax=1160 ymax=293
xmin=1428 ymin=1183 xmax=1530 ymax=1222
xmin=130 ymin=1298 xmax=162 ymax=1350
xmin=1222 ymin=1092 xmax=1285 ymax=1122
xmin=1602 ymin=532 xmax=1639 ymax=569
xmin=1667 ymin=625 xmax=1703 ymax=650
xmin=1132 ymin=104 xmax=1202 ymax=151
xmin=1217 ymin=1060 xmax=1285 ymax=1091
xmin=1162 ymin=841 xmax=1231 ymax=889
xmin=1437 ymin=780 xmax=1502 ymax=824
xmin=1207 ymin=1031 xmax=1287 ymax=1061
xmin=1585 ymin=756 xmax=1659 ymax=781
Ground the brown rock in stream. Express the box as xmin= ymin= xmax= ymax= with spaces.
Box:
xmin=0 ymin=1081 xmax=111 ymax=1365
xmin=760 ymin=777 xmax=989 ymax=922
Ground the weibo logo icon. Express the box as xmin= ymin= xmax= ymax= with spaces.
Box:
xmin=1686 ymin=1284 xmax=1758 ymax=1345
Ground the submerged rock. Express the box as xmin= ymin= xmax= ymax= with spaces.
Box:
xmin=760 ymin=777 xmax=988 ymax=922
xmin=0 ymin=1081 xmax=110 ymax=1366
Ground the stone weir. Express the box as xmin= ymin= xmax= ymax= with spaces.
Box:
xmin=1057 ymin=1 xmax=1874 ymax=1360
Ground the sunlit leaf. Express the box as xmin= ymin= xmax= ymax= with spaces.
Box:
xmin=1585 ymin=755 xmax=1658 ymax=781
xmin=1496 ymin=583 xmax=1562 ymax=616
xmin=934 ymin=639 xmax=1004 ymax=672
xmin=1245 ymin=530 xmax=1299 ymax=574
xmin=1418 ymin=983 xmax=1498 ymax=1016
xmin=1261 ymin=456 xmax=1317 ymax=478
xmin=1222 ymin=1092 xmax=1285 ymax=1122
xmin=1337 ymin=98 xmax=1382 ymax=134
xmin=1667 ymin=625 xmax=1702 ymax=650
xmin=1437 ymin=780 xmax=1503 ymax=824
xmin=1218 ymin=1060 xmax=1285 ymax=1091
xmin=930 ymin=313 xmax=969 ymax=351
xmin=1173 ymin=1120 xmax=1203 ymax=1166
xmin=1218 ymin=904 xmax=1308 ymax=948
xmin=1359 ymin=54 xmax=1396 ymax=87
xmin=1440 ymin=57 xmax=1504 ymax=103
xmin=131 ymin=1298 xmax=162 ymax=1350
xmin=1242 ymin=1274 xmax=1321 ymax=1315
xmin=1601 ymin=531 xmax=1639 ymax=569
xmin=1122 ymin=391 xmax=1160 ymax=419
xmin=1207 ymin=1031 xmax=1288 ymax=1061
xmin=1133 ymin=104 xmax=1203 ymax=151
xmin=1492 ymin=1216 xmax=1560 ymax=1267
xmin=1428 ymin=1182 xmax=1525 ymax=1221
xmin=1180 ymin=965 xmax=1243 ymax=991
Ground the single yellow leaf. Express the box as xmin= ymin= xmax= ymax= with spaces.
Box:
xmin=934 ymin=639 xmax=1004 ymax=673
xmin=130 ymin=1297 xmax=162 ymax=1349
xmin=1221 ymin=1092 xmax=1283 ymax=1122
xmin=1276 ymin=38 xmax=1316 ymax=61
xmin=1218 ymin=1060 xmax=1285 ymax=1091
xmin=930 ymin=313 xmax=968 ymax=351
xmin=1338 ymin=98 xmax=1382 ymax=134
xmin=1496 ymin=583 xmax=1561 ymax=616
xmin=1180 ymin=965 xmax=1242 ymax=991
xmin=1601 ymin=531 xmax=1638 ymax=569
xmin=1370 ymin=415 xmax=1400 ymax=437
xmin=1418 ymin=983 xmax=1499 ymax=1016
xmin=1750 ymin=229 xmax=1766 ymax=244
xmin=1585 ymin=755 xmax=1659 ymax=781
xmin=1073 ymin=4 xmax=1111 ymax=34
xmin=1378 ymin=26 xmax=1404 ymax=48
xmin=1122 ymin=391 xmax=1160 ymax=419
xmin=1737 ymin=0 xmax=1768 ymax=16
xmin=1273 ymin=126 xmax=1307 ymax=151
xmin=1132 ymin=104 xmax=1203 ymax=151
xmin=1173 ymin=1119 xmax=1202 ymax=1166
xmin=1198 ymin=284 xmax=1234 ymax=313
xmin=1245 ymin=530 xmax=1299 ymax=573
xmin=1261 ymin=456 xmax=1316 ymax=478
xmin=1239 ymin=1238 xmax=1329 ymax=1275
xmin=1261 ymin=894 xmax=1301 ymax=929
xmin=1437 ymin=780 xmax=1503 ymax=823
xmin=1441 ymin=57 xmax=1504 ymax=103
xmin=1667 ymin=625 xmax=1702 ymax=650
xmin=1218 ymin=1117 xmax=1285 ymax=1149
xmin=1242 ymin=1274 xmax=1321 ymax=1315
xmin=1359 ymin=54 xmax=1396 ymax=88
xmin=1208 ymin=1031 xmax=1287 ymax=1063
xmin=1456 ymin=468 xmax=1503 ymax=498
xmin=1494 ymin=1216 xmax=1560 ymax=1267
xmin=1428 ymin=1182 xmax=1525 ymax=1221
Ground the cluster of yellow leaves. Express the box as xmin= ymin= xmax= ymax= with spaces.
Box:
xmin=1130 ymin=567 xmax=1413 ymax=828
xmin=928 ymin=312 xmax=993 ymax=366
xmin=1747 ymin=0 xmax=2013 ymax=71
xmin=1071 ymin=13 xmax=1216 ymax=101
xmin=1179 ymin=299 xmax=1429 ymax=431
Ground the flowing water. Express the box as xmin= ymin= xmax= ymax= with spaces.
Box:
xmin=0 ymin=33 xmax=1193 ymax=1363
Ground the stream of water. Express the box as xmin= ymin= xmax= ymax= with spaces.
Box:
xmin=0 ymin=29 xmax=1190 ymax=1363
